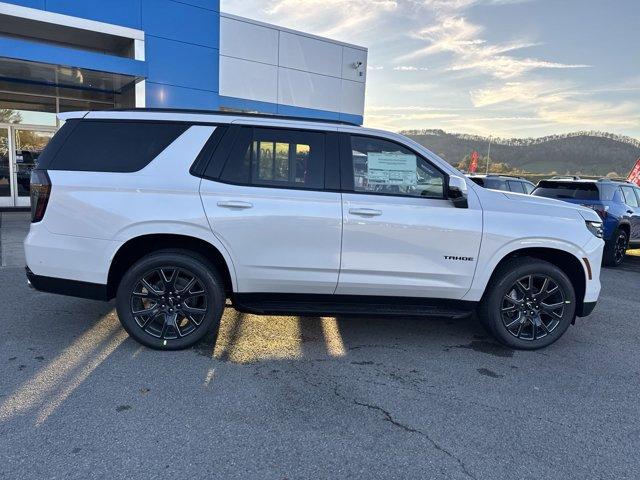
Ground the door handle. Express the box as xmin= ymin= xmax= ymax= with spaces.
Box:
xmin=349 ymin=208 xmax=382 ymax=217
xmin=217 ymin=200 xmax=253 ymax=209
xmin=627 ymin=210 xmax=634 ymax=214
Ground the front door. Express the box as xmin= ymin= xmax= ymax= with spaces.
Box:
xmin=337 ymin=133 xmax=483 ymax=300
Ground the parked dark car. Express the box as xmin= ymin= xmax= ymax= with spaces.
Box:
xmin=467 ymin=174 xmax=536 ymax=194
xmin=532 ymin=178 xmax=640 ymax=266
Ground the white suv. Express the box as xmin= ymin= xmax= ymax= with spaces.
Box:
xmin=25 ymin=110 xmax=604 ymax=350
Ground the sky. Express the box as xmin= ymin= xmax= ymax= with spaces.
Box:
xmin=221 ymin=0 xmax=640 ymax=139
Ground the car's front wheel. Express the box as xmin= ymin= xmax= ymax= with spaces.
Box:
xmin=478 ymin=257 xmax=576 ymax=350
xmin=116 ymin=249 xmax=225 ymax=350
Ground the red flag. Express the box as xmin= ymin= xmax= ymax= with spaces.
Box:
xmin=628 ymin=158 xmax=640 ymax=186
xmin=469 ymin=151 xmax=479 ymax=173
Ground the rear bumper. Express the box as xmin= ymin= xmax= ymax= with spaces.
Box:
xmin=26 ymin=267 xmax=109 ymax=301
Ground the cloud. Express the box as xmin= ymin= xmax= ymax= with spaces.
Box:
xmin=223 ymin=0 xmax=398 ymax=40
xmin=398 ymin=1 xmax=589 ymax=79
xmin=393 ymin=65 xmax=429 ymax=71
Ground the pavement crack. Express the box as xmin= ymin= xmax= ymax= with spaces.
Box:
xmin=351 ymin=397 xmax=478 ymax=480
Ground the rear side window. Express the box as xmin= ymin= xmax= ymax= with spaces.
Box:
xmin=220 ymin=127 xmax=325 ymax=189
xmin=49 ymin=121 xmax=189 ymax=172
xmin=507 ymin=180 xmax=526 ymax=193
xmin=522 ymin=182 xmax=535 ymax=194
xmin=483 ymin=178 xmax=508 ymax=191
xmin=533 ymin=182 xmax=599 ymax=201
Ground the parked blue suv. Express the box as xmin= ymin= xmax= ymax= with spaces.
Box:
xmin=532 ymin=177 xmax=640 ymax=267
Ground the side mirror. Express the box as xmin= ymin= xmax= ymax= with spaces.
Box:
xmin=447 ymin=175 xmax=468 ymax=208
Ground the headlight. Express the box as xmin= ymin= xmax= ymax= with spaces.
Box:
xmin=585 ymin=220 xmax=603 ymax=238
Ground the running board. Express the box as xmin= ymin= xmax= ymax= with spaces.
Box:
xmin=231 ymin=293 xmax=476 ymax=318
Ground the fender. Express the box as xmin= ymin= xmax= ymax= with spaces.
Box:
xmin=462 ymin=236 xmax=588 ymax=302
xmin=108 ymin=220 xmax=239 ymax=291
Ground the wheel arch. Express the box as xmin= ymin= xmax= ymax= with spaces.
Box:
xmin=107 ymin=234 xmax=236 ymax=300
xmin=484 ymin=247 xmax=587 ymax=316
xmin=616 ymin=221 xmax=630 ymax=238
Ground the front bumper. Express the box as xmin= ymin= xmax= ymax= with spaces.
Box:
xmin=578 ymin=301 xmax=597 ymax=317
xmin=26 ymin=266 xmax=109 ymax=301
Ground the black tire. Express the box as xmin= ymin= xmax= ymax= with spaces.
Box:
xmin=603 ymin=228 xmax=628 ymax=267
xmin=116 ymin=249 xmax=225 ymax=350
xmin=478 ymin=257 xmax=576 ymax=350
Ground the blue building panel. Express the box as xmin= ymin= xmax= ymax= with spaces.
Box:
xmin=146 ymin=82 xmax=219 ymax=109
xmin=165 ymin=0 xmax=219 ymax=12
xmin=145 ymin=35 xmax=218 ymax=93
xmin=44 ymin=0 xmax=143 ymax=29
xmin=141 ymin=0 xmax=219 ymax=49
xmin=3 ymin=0 xmax=45 ymax=8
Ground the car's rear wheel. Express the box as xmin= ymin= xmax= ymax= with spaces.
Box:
xmin=603 ymin=228 xmax=628 ymax=267
xmin=478 ymin=257 xmax=576 ymax=350
xmin=116 ymin=250 xmax=225 ymax=350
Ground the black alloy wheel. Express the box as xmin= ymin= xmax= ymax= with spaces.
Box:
xmin=130 ymin=267 xmax=208 ymax=340
xmin=116 ymin=250 xmax=225 ymax=350
xmin=613 ymin=231 xmax=628 ymax=266
xmin=478 ymin=257 xmax=576 ymax=350
xmin=501 ymin=274 xmax=565 ymax=341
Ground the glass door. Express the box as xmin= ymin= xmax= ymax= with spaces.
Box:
xmin=0 ymin=127 xmax=11 ymax=207
xmin=11 ymin=127 xmax=56 ymax=207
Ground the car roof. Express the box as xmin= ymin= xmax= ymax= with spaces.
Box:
xmin=541 ymin=178 xmax=631 ymax=185
xmin=58 ymin=108 xmax=360 ymax=129
xmin=467 ymin=174 xmax=530 ymax=181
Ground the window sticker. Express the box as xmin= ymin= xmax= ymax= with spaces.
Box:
xmin=367 ymin=152 xmax=417 ymax=186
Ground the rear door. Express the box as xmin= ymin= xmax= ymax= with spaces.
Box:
xmin=620 ymin=185 xmax=640 ymax=242
xmin=336 ymin=133 xmax=482 ymax=299
xmin=199 ymin=126 xmax=343 ymax=294
xmin=507 ymin=180 xmax=526 ymax=194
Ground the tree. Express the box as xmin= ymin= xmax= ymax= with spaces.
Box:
xmin=0 ymin=109 xmax=22 ymax=124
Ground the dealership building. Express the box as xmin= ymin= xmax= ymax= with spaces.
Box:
xmin=0 ymin=0 xmax=368 ymax=207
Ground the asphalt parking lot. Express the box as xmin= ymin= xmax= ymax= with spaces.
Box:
xmin=1 ymin=211 xmax=639 ymax=480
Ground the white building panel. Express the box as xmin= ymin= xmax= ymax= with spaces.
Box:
xmin=341 ymin=46 xmax=367 ymax=83
xmin=278 ymin=31 xmax=343 ymax=78
xmin=219 ymin=56 xmax=278 ymax=103
xmin=219 ymin=13 xmax=367 ymax=118
xmin=220 ymin=16 xmax=279 ymax=65
xmin=278 ymin=68 xmax=341 ymax=112
xmin=341 ymin=79 xmax=366 ymax=116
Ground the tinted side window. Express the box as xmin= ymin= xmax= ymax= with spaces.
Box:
xmin=484 ymin=178 xmax=508 ymax=191
xmin=220 ymin=128 xmax=325 ymax=189
xmin=50 ymin=121 xmax=189 ymax=172
xmin=621 ymin=186 xmax=639 ymax=207
xmin=507 ymin=180 xmax=526 ymax=193
xmin=523 ymin=182 xmax=535 ymax=194
xmin=350 ymin=136 xmax=444 ymax=198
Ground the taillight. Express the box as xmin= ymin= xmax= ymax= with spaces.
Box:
xmin=581 ymin=204 xmax=608 ymax=221
xmin=30 ymin=170 xmax=51 ymax=223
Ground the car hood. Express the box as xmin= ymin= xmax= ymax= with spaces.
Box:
xmin=501 ymin=192 xmax=601 ymax=222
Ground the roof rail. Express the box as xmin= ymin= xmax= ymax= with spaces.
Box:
xmin=106 ymin=107 xmax=361 ymax=126
xmin=486 ymin=174 xmax=525 ymax=180
xmin=549 ymin=175 xmax=581 ymax=181
xmin=598 ymin=177 xmax=632 ymax=183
